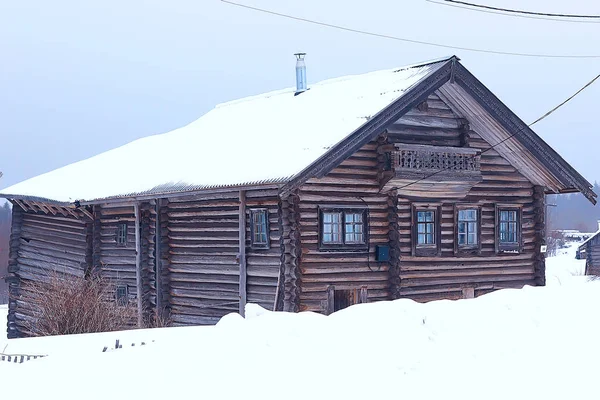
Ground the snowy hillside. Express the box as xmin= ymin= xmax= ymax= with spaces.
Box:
xmin=1 ymin=247 xmax=598 ymax=400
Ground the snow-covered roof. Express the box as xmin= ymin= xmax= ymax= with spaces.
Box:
xmin=0 ymin=57 xmax=451 ymax=204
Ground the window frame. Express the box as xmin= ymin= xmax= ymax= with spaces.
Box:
xmin=454 ymin=205 xmax=481 ymax=255
xmin=412 ymin=204 xmax=441 ymax=257
xmin=318 ymin=207 xmax=369 ymax=251
xmin=249 ymin=208 xmax=270 ymax=250
xmin=116 ymin=222 xmax=128 ymax=246
xmin=115 ymin=284 xmax=129 ymax=306
xmin=495 ymin=204 xmax=522 ymax=253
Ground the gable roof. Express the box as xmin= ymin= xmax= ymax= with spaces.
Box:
xmin=1 ymin=56 xmax=596 ymax=205
xmin=0 ymin=57 xmax=451 ymax=204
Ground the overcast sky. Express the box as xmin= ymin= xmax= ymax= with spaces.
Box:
xmin=1 ymin=0 xmax=599 ymax=190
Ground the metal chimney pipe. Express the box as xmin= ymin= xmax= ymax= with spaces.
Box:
xmin=294 ymin=53 xmax=307 ymax=94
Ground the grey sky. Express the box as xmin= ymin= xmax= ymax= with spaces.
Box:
xmin=1 ymin=0 xmax=599 ymax=190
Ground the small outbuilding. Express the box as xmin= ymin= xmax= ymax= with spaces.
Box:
xmin=578 ymin=221 xmax=600 ymax=275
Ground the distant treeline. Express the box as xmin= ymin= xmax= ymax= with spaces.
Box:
xmin=0 ymin=202 xmax=10 ymax=303
xmin=548 ymin=182 xmax=600 ymax=233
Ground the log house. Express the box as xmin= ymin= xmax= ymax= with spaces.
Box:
xmin=2 ymin=56 xmax=596 ymax=337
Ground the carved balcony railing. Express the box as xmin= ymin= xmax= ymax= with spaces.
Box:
xmin=381 ymin=144 xmax=482 ymax=198
xmin=393 ymin=144 xmax=480 ymax=173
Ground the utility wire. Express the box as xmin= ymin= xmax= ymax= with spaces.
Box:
xmin=440 ymin=0 xmax=600 ymax=19
xmin=221 ymin=0 xmax=600 ymax=59
xmin=425 ymin=0 xmax=600 ymax=24
xmin=392 ymin=72 xmax=600 ymax=192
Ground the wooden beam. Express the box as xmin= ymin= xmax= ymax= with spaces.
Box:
xmin=238 ymin=190 xmax=247 ymax=317
xmin=134 ymin=202 xmax=143 ymax=328
xmin=326 ymin=285 xmax=335 ymax=315
xmin=78 ymin=206 xmax=94 ymax=220
xmin=12 ymin=200 xmax=28 ymax=212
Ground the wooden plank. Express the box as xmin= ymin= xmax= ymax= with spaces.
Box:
xmin=326 ymin=285 xmax=334 ymax=315
xmin=238 ymin=190 xmax=247 ymax=317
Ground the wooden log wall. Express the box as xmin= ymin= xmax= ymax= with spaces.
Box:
xmin=281 ymin=192 xmax=301 ymax=312
xmin=244 ymin=189 xmax=282 ymax=310
xmin=297 ymin=141 xmax=391 ymax=312
xmin=96 ymin=204 xmax=139 ymax=305
xmin=164 ymin=190 xmax=283 ymax=325
xmin=157 ymin=200 xmax=171 ymax=320
xmin=7 ymin=207 xmax=88 ymax=337
xmin=165 ymin=192 xmax=241 ymax=326
xmin=139 ymin=202 xmax=157 ymax=323
xmin=387 ymin=93 xmax=542 ymax=302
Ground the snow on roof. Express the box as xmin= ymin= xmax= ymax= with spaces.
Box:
xmin=0 ymin=57 xmax=451 ymax=203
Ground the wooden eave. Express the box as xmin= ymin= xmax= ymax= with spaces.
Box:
xmin=281 ymin=57 xmax=597 ymax=204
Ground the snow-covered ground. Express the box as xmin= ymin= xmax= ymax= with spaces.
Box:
xmin=1 ymin=244 xmax=598 ymax=400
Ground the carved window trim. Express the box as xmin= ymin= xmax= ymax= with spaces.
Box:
xmin=495 ymin=204 xmax=522 ymax=254
xmin=249 ymin=208 xmax=270 ymax=250
xmin=318 ymin=207 xmax=369 ymax=252
xmin=454 ymin=204 xmax=481 ymax=255
xmin=412 ymin=203 xmax=441 ymax=257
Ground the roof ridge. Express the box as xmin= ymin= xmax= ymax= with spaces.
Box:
xmin=214 ymin=56 xmax=456 ymax=110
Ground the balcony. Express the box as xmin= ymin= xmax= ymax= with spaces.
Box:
xmin=381 ymin=144 xmax=482 ymax=198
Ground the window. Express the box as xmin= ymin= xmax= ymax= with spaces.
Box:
xmin=412 ymin=205 xmax=440 ymax=256
xmin=116 ymin=223 xmax=127 ymax=246
xmin=250 ymin=209 xmax=269 ymax=249
xmin=416 ymin=211 xmax=435 ymax=245
xmin=319 ymin=208 xmax=368 ymax=250
xmin=116 ymin=285 xmax=128 ymax=306
xmin=457 ymin=209 xmax=478 ymax=246
xmin=497 ymin=206 xmax=521 ymax=252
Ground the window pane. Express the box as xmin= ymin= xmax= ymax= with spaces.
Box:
xmin=458 ymin=222 xmax=466 ymax=234
xmin=251 ymin=210 xmax=268 ymax=246
xmin=322 ymin=212 xmax=342 ymax=244
xmin=418 ymin=234 xmax=425 ymax=244
xmin=458 ymin=233 xmax=466 ymax=245
xmin=426 ymin=233 xmax=433 ymax=244
xmin=468 ymin=233 xmax=476 ymax=244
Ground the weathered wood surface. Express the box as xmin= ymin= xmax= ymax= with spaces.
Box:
xmin=584 ymin=235 xmax=600 ymax=276
xmin=166 ymin=192 xmax=240 ymax=325
xmin=245 ymin=189 xmax=281 ymax=311
xmin=299 ymin=140 xmax=391 ymax=312
xmin=7 ymin=207 xmax=88 ymax=338
xmin=386 ymin=93 xmax=542 ymax=302
xmin=96 ymin=204 xmax=138 ymax=305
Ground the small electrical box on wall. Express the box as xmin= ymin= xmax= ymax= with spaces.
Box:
xmin=375 ymin=245 xmax=390 ymax=262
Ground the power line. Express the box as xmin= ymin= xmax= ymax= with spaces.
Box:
xmin=392 ymin=72 xmax=600 ymax=192
xmin=221 ymin=0 xmax=600 ymax=59
xmin=441 ymin=0 xmax=600 ymax=19
xmin=425 ymin=0 xmax=600 ymax=24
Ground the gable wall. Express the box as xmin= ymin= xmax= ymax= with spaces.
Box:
xmin=388 ymin=93 xmax=544 ymax=301
xmin=294 ymin=91 xmax=546 ymax=311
